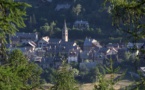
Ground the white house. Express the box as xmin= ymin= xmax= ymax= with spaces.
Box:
xmin=38 ymin=36 xmax=49 ymax=47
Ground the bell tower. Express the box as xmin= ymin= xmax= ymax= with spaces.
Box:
xmin=62 ymin=20 xmax=68 ymax=42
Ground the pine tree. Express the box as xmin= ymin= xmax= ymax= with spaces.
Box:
xmin=51 ymin=62 xmax=78 ymax=90
xmin=0 ymin=49 xmax=42 ymax=90
xmin=0 ymin=0 xmax=31 ymax=62
xmin=104 ymin=0 xmax=145 ymax=89
xmin=0 ymin=1 xmax=42 ymax=89
xmin=94 ymin=59 xmax=124 ymax=90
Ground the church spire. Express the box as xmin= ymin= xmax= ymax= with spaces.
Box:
xmin=62 ymin=20 xmax=68 ymax=42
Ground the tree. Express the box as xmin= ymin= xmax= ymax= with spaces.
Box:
xmin=104 ymin=0 xmax=145 ymax=89
xmin=0 ymin=66 xmax=22 ymax=90
xmin=0 ymin=0 xmax=30 ymax=41
xmin=96 ymin=28 xmax=102 ymax=34
xmin=0 ymin=49 xmax=42 ymax=90
xmin=49 ymin=21 xmax=56 ymax=36
xmin=40 ymin=22 xmax=50 ymax=35
xmin=72 ymin=4 xmax=82 ymax=16
xmin=104 ymin=0 xmax=145 ymax=41
xmin=0 ymin=1 xmax=42 ymax=89
xmin=0 ymin=0 xmax=31 ymax=62
xmin=41 ymin=68 xmax=56 ymax=83
xmin=39 ymin=21 xmax=56 ymax=36
xmin=51 ymin=62 xmax=78 ymax=90
xmin=94 ymin=59 xmax=124 ymax=90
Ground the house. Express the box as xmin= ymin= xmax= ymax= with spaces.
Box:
xmin=127 ymin=42 xmax=144 ymax=49
xmin=79 ymin=38 xmax=103 ymax=64
xmin=80 ymin=51 xmax=92 ymax=63
xmin=106 ymin=43 xmax=120 ymax=50
xmin=73 ymin=20 xmax=89 ymax=30
xmin=10 ymin=32 xmax=38 ymax=46
xmin=35 ymin=48 xmax=46 ymax=57
xmin=55 ymin=4 xmax=71 ymax=11
xmin=140 ymin=67 xmax=145 ymax=77
xmin=83 ymin=38 xmax=102 ymax=51
xmin=9 ymin=40 xmax=38 ymax=61
xmin=38 ymin=36 xmax=49 ymax=47
xmin=68 ymin=45 xmax=82 ymax=63
xmin=106 ymin=47 xmax=118 ymax=55
xmin=87 ymin=47 xmax=118 ymax=64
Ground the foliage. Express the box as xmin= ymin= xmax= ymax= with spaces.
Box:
xmin=0 ymin=0 xmax=31 ymax=62
xmin=94 ymin=59 xmax=124 ymax=90
xmin=0 ymin=49 xmax=42 ymax=90
xmin=0 ymin=1 xmax=42 ymax=90
xmin=39 ymin=21 xmax=56 ymax=36
xmin=51 ymin=62 xmax=78 ymax=90
xmin=41 ymin=68 xmax=56 ymax=83
xmin=0 ymin=0 xmax=31 ymax=43
xmin=19 ymin=0 xmax=117 ymax=41
xmin=104 ymin=0 xmax=145 ymax=89
xmin=104 ymin=0 xmax=145 ymax=41
xmin=72 ymin=4 xmax=82 ymax=16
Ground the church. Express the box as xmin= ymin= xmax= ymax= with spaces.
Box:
xmin=37 ymin=21 xmax=82 ymax=68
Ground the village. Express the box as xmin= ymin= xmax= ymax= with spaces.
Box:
xmin=7 ymin=21 xmax=145 ymax=76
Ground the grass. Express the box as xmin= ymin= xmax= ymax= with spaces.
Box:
xmin=79 ymin=83 xmax=94 ymax=90
xmin=39 ymin=80 xmax=133 ymax=90
xmin=38 ymin=74 xmax=134 ymax=90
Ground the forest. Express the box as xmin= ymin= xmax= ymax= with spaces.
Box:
xmin=19 ymin=0 xmax=124 ymax=44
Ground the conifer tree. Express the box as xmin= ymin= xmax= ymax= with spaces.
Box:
xmin=0 ymin=49 xmax=42 ymax=90
xmin=51 ymin=62 xmax=78 ymax=90
xmin=94 ymin=59 xmax=123 ymax=90
xmin=0 ymin=0 xmax=42 ymax=89
xmin=0 ymin=0 xmax=31 ymax=62
xmin=104 ymin=0 xmax=145 ymax=89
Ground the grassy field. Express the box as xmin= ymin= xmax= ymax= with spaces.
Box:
xmin=38 ymin=74 xmax=133 ymax=90
xmin=39 ymin=79 xmax=133 ymax=90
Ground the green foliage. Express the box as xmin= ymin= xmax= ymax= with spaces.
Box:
xmin=104 ymin=0 xmax=145 ymax=89
xmin=0 ymin=0 xmax=31 ymax=62
xmin=39 ymin=21 xmax=56 ymax=36
xmin=94 ymin=59 xmax=125 ymax=90
xmin=0 ymin=49 xmax=42 ymax=90
xmin=104 ymin=0 xmax=145 ymax=40
xmin=104 ymin=59 xmax=120 ymax=74
xmin=0 ymin=0 xmax=31 ymax=43
xmin=72 ymin=4 xmax=82 ymax=16
xmin=0 ymin=66 xmax=22 ymax=90
xmin=41 ymin=68 xmax=56 ymax=83
xmin=0 ymin=1 xmax=42 ymax=89
xmin=51 ymin=63 xmax=78 ymax=90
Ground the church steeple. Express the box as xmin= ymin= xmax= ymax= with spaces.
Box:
xmin=62 ymin=20 xmax=68 ymax=42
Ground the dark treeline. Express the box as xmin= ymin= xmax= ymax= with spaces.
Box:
xmin=18 ymin=0 xmax=122 ymax=43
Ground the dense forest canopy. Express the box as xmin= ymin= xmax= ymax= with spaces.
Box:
xmin=16 ymin=0 xmax=123 ymax=43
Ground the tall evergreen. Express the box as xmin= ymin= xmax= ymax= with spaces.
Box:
xmin=0 ymin=0 xmax=42 ymax=89
xmin=104 ymin=0 xmax=145 ymax=89
xmin=51 ymin=62 xmax=78 ymax=90
xmin=0 ymin=49 xmax=42 ymax=90
xmin=0 ymin=0 xmax=31 ymax=62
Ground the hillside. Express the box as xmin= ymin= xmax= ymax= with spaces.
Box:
xmin=18 ymin=0 xmax=123 ymax=43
